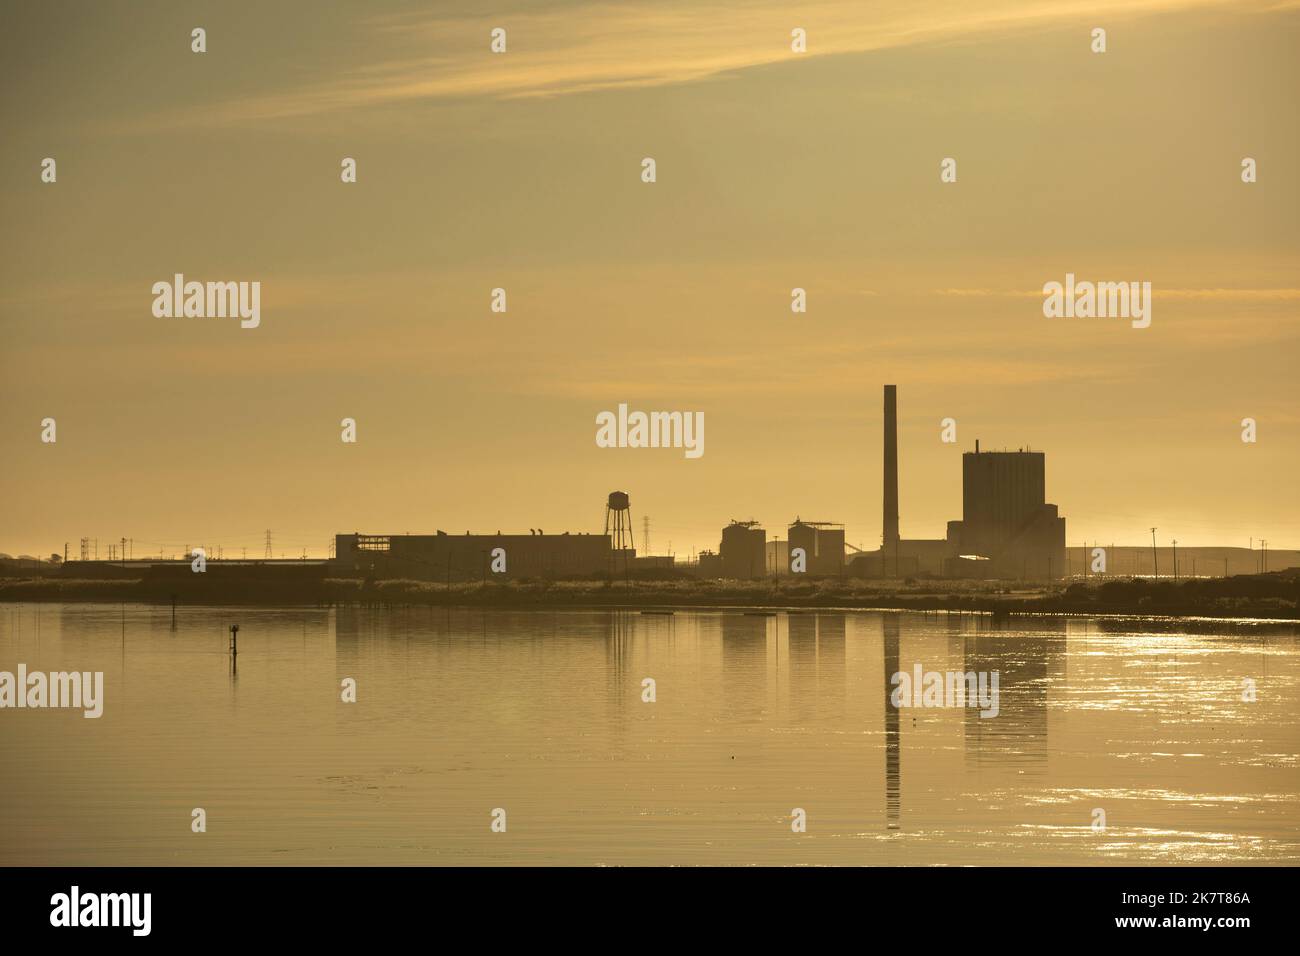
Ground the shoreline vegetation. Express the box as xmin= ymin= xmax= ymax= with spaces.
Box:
xmin=1 ymin=569 xmax=1297 ymax=621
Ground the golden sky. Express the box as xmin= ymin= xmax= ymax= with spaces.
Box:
xmin=1 ymin=0 xmax=1297 ymax=559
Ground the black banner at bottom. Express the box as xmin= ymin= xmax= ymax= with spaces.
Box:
xmin=1 ymin=866 xmax=1280 ymax=941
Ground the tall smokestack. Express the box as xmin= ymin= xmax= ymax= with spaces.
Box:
xmin=883 ymin=385 xmax=900 ymax=554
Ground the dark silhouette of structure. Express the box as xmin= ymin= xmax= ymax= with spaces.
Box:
xmin=605 ymin=490 xmax=636 ymax=575
xmin=850 ymin=385 xmax=1067 ymax=580
xmin=719 ymin=520 xmax=766 ymax=579
xmin=788 ymin=518 xmax=845 ymax=576
xmin=883 ymin=384 xmax=901 ymax=574
xmin=605 ymin=492 xmax=635 ymax=553
xmin=332 ymin=531 xmax=611 ymax=581
xmin=947 ymin=446 xmax=1066 ymax=579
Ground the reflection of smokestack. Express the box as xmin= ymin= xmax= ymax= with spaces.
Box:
xmin=883 ymin=385 xmax=900 ymax=553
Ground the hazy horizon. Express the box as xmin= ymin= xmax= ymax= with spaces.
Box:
xmin=3 ymin=0 xmax=1297 ymax=559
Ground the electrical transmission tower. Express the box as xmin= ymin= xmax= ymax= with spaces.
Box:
xmin=264 ymin=529 xmax=273 ymax=559
xmin=643 ymin=516 xmax=650 ymax=555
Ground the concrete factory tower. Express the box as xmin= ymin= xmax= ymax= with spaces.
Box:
xmin=883 ymin=385 xmax=900 ymax=566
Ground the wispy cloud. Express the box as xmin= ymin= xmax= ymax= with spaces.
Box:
xmin=1157 ymin=288 xmax=1300 ymax=300
xmin=936 ymin=287 xmax=1300 ymax=301
xmin=147 ymin=0 xmax=1253 ymax=127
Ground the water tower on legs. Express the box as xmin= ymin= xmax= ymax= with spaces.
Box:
xmin=604 ymin=491 xmax=636 ymax=575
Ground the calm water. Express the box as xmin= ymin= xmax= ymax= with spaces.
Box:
xmin=2 ymin=602 xmax=1297 ymax=866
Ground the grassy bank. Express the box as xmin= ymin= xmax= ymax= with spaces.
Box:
xmin=1 ymin=571 xmax=1297 ymax=620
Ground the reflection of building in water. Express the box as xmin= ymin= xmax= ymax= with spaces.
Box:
xmin=816 ymin=614 xmax=846 ymax=705
xmin=961 ymin=618 xmax=1066 ymax=770
xmin=604 ymin=609 xmax=635 ymax=682
xmin=883 ymin=614 xmax=901 ymax=829
xmin=786 ymin=613 xmax=847 ymax=721
xmin=334 ymin=603 xmax=382 ymax=654
xmin=788 ymin=613 xmax=817 ymax=715
xmin=603 ymin=610 xmax=641 ymax=735
xmin=721 ymin=614 xmax=768 ymax=718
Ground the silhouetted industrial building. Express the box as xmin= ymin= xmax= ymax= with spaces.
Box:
xmin=788 ymin=519 xmax=845 ymax=576
xmin=883 ymin=384 xmax=900 ymax=556
xmin=850 ymin=385 xmax=1067 ymax=580
xmin=332 ymin=531 xmax=612 ymax=581
xmin=696 ymin=549 xmax=723 ymax=577
xmin=852 ymin=385 xmax=954 ymax=577
xmin=719 ymin=520 xmax=766 ymax=579
xmin=629 ymin=555 xmax=675 ymax=572
xmin=947 ymin=443 xmax=1066 ymax=579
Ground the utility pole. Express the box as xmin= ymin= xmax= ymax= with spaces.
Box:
xmin=1261 ymin=539 xmax=1268 ymax=573
xmin=1150 ymin=528 xmax=1158 ymax=579
xmin=1172 ymin=539 xmax=1178 ymax=581
xmin=643 ymin=516 xmax=650 ymax=556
